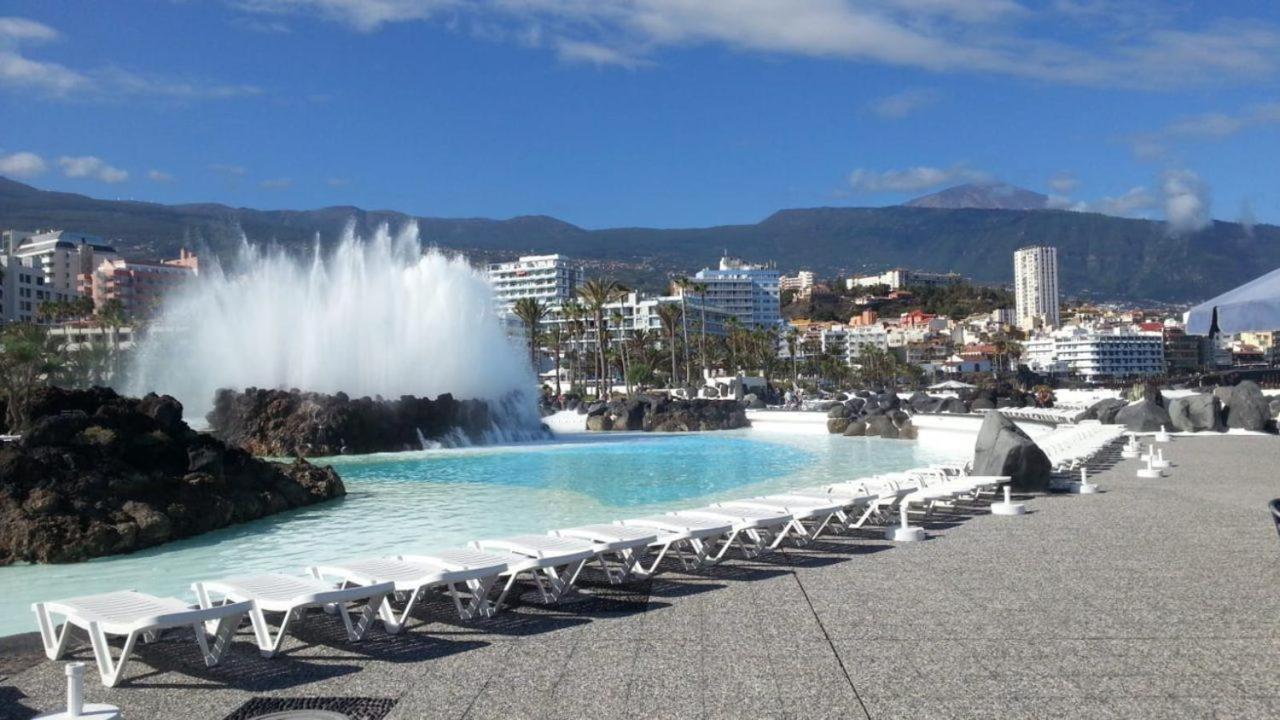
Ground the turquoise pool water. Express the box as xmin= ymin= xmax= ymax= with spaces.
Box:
xmin=0 ymin=427 xmax=963 ymax=637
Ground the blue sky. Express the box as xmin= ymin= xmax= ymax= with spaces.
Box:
xmin=1 ymin=1 xmax=1279 ymax=231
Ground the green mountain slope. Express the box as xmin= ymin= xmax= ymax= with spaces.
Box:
xmin=1 ymin=177 xmax=1274 ymax=302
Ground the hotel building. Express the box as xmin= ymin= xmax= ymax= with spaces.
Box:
xmin=1024 ymin=325 xmax=1164 ymax=380
xmin=487 ymin=254 xmax=585 ymax=313
xmin=692 ymin=256 xmax=781 ymax=328
xmin=1014 ymin=245 xmax=1060 ymax=331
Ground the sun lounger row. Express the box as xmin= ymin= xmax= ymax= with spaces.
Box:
xmin=993 ymin=406 xmax=1089 ymax=424
xmin=1037 ymin=422 xmax=1124 ymax=472
xmin=33 ymin=465 xmax=1009 ymax=687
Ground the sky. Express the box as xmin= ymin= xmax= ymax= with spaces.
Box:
xmin=0 ymin=0 xmax=1279 ymax=231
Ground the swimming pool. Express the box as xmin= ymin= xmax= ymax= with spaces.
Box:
xmin=0 ymin=425 xmax=968 ymax=637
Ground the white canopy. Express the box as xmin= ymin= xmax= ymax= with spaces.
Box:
xmin=928 ymin=380 xmax=976 ymax=390
xmin=1185 ymin=265 xmax=1280 ymax=335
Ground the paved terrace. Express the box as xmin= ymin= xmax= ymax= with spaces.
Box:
xmin=3 ymin=435 xmax=1280 ymax=720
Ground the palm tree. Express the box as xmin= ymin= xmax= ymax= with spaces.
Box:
xmin=694 ymin=282 xmax=709 ymax=381
xmin=674 ymin=277 xmax=693 ymax=386
xmin=548 ymin=322 xmax=565 ymax=398
xmin=656 ymin=302 xmax=683 ymax=389
xmin=562 ymin=299 xmax=585 ymax=391
xmin=612 ymin=310 xmax=631 ymax=396
xmin=785 ymin=327 xmax=800 ymax=387
xmin=97 ymin=298 xmax=126 ymax=350
xmin=512 ymin=297 xmax=548 ymax=371
xmin=724 ymin=316 xmax=743 ymax=373
xmin=576 ymin=279 xmax=623 ymax=398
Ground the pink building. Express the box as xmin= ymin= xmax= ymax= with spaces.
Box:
xmin=88 ymin=249 xmax=199 ymax=319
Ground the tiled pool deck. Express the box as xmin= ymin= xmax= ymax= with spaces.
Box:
xmin=4 ymin=434 xmax=1279 ymax=719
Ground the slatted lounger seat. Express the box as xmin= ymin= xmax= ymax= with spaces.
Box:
xmin=471 ymin=535 xmax=599 ymax=607
xmin=311 ymin=549 xmax=510 ymax=633
xmin=615 ymin=515 xmax=735 ymax=572
xmin=668 ymin=506 xmax=795 ymax=558
xmin=549 ymin=524 xmax=659 ymax=584
xmin=192 ymin=573 xmax=395 ymax=657
xmin=713 ymin=496 xmax=846 ymax=543
xmin=33 ymin=591 xmax=251 ymax=687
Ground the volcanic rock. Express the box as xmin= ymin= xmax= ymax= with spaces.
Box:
xmin=970 ymin=411 xmax=1052 ymax=492
xmin=0 ymin=387 xmax=344 ymax=565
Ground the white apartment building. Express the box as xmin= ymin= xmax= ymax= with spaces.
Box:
xmin=12 ymin=230 xmax=119 ymax=300
xmin=692 ymin=256 xmax=781 ymax=328
xmin=847 ymin=268 xmax=964 ymax=291
xmin=544 ymin=292 xmax=733 ymax=342
xmin=1025 ymin=325 xmax=1164 ymax=380
xmin=0 ymin=254 xmax=51 ymax=323
xmin=487 ymin=254 xmax=584 ymax=313
xmin=779 ymin=270 xmax=815 ymax=298
xmin=1014 ymin=245 xmax=1060 ymax=331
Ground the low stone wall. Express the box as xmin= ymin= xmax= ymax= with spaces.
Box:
xmin=0 ymin=387 xmax=344 ymax=565
xmin=207 ymin=387 xmax=551 ymax=456
xmin=583 ymin=396 xmax=749 ymax=432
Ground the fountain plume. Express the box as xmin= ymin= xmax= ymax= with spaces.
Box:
xmin=127 ymin=221 xmax=541 ymax=438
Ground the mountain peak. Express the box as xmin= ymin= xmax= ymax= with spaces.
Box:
xmin=904 ymin=182 xmax=1048 ymax=211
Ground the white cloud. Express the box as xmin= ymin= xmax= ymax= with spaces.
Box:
xmin=0 ymin=150 xmax=47 ymax=177
xmin=0 ymin=15 xmax=259 ymax=99
xmin=555 ymin=39 xmax=646 ymax=68
xmin=1161 ymin=168 xmax=1210 ymax=235
xmin=235 ymin=0 xmax=458 ymax=32
xmin=259 ymin=177 xmax=293 ymax=188
xmin=233 ymin=1 xmax=1280 ymax=89
xmin=147 ymin=169 xmax=174 ymax=182
xmin=1133 ymin=101 xmax=1280 ymax=158
xmin=1048 ymin=168 xmax=1212 ymax=234
xmin=1047 ymin=171 xmax=1079 ymax=195
xmin=57 ymin=155 xmax=128 ymax=183
xmin=848 ymin=164 xmax=989 ymax=193
xmin=867 ymin=88 xmax=939 ymax=119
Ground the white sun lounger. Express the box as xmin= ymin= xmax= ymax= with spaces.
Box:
xmin=472 ymin=535 xmax=599 ymax=607
xmin=549 ymin=524 xmax=659 ymax=584
xmin=766 ymin=489 xmax=880 ymax=531
xmin=310 ymin=549 xmax=510 ymax=633
xmin=192 ymin=573 xmax=394 ymax=658
xmin=33 ymin=591 xmax=251 ymax=687
xmin=669 ymin=506 xmax=795 ymax=557
xmin=615 ymin=515 xmax=735 ymax=572
xmin=714 ymin=496 xmax=845 ymax=543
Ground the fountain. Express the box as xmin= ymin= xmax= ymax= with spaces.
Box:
xmin=127 ymin=222 xmax=546 ymax=444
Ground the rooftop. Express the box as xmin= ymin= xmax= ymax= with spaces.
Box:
xmin=3 ymin=435 xmax=1278 ymax=718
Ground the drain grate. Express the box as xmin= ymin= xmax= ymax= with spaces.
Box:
xmin=222 ymin=697 xmax=397 ymax=720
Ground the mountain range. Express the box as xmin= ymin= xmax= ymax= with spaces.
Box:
xmin=1 ymin=176 xmax=1275 ymax=303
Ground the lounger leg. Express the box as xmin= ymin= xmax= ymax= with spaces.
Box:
xmin=33 ymin=604 xmax=72 ymax=660
xmin=247 ymin=607 xmax=294 ymax=658
xmin=339 ymin=592 xmax=385 ymax=641
xmin=492 ymin=573 xmax=521 ymax=611
xmin=86 ymin=622 xmax=135 ymax=688
xmin=197 ymin=612 xmax=243 ymax=666
xmin=460 ymin=576 xmax=499 ymax=619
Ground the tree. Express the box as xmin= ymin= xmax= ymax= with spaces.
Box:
xmin=562 ymin=299 xmax=585 ymax=391
xmin=674 ymin=276 xmax=693 ymax=386
xmin=0 ymin=324 xmax=63 ymax=432
xmin=612 ymin=310 xmax=631 ymax=396
xmin=512 ymin=297 xmax=548 ymax=371
xmin=785 ymin=327 xmax=800 ymax=387
xmin=548 ymin=322 xmax=564 ymax=397
xmin=97 ymin=298 xmax=127 ymax=350
xmin=656 ymin=302 xmax=683 ymax=388
xmin=576 ymin=278 xmax=625 ymax=398
xmin=694 ymin=281 xmax=709 ymax=381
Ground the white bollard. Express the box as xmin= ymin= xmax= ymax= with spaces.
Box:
xmin=991 ymin=484 xmax=1027 ymax=515
xmin=1151 ymin=447 xmax=1170 ymax=470
xmin=1155 ymin=425 xmax=1171 ymax=443
xmin=885 ymin=505 xmax=926 ymax=542
xmin=33 ymin=663 xmax=121 ymax=720
xmin=1136 ymin=453 xmax=1162 ymax=479
xmin=1072 ymin=466 xmax=1099 ymax=494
